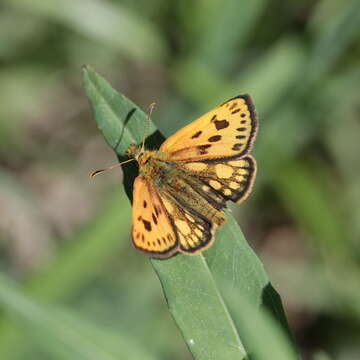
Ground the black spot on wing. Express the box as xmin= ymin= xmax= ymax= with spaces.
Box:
xmin=143 ymin=219 xmax=152 ymax=231
xmin=191 ymin=130 xmax=202 ymax=139
xmin=154 ymin=205 xmax=161 ymax=216
xmin=214 ymin=119 xmax=229 ymax=130
xmin=208 ymin=135 xmax=221 ymax=142
xmin=232 ymin=143 xmax=242 ymax=151
xmin=198 ymin=144 xmax=212 ymax=155
xmin=152 ymin=213 xmax=158 ymax=224
xmin=229 ymin=102 xmax=237 ymax=110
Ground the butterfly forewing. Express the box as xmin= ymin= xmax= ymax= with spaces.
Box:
xmin=132 ymin=176 xmax=178 ymax=258
xmin=160 ymin=95 xmax=257 ymax=162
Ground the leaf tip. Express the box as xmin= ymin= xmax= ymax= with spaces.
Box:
xmin=81 ymin=65 xmax=96 ymax=80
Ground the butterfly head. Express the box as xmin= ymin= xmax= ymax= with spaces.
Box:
xmin=125 ymin=144 xmax=140 ymax=158
xmin=122 ymin=103 xmax=158 ymax=169
xmin=125 ymin=144 xmax=153 ymax=167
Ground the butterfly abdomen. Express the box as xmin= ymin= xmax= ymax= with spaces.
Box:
xmin=138 ymin=153 xmax=169 ymax=180
xmin=160 ymin=174 xmax=226 ymax=227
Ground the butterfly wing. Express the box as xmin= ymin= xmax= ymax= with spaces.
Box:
xmin=154 ymin=156 xmax=256 ymax=254
xmin=132 ymin=95 xmax=258 ymax=258
xmin=132 ymin=176 xmax=178 ymax=258
xmin=132 ymin=176 xmax=219 ymax=257
xmin=160 ymin=95 xmax=257 ymax=162
xmin=183 ymin=155 xmax=257 ymax=205
xmin=159 ymin=191 xmax=219 ymax=255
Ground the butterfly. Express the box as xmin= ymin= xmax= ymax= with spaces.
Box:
xmin=92 ymin=95 xmax=258 ymax=258
xmin=120 ymin=95 xmax=258 ymax=259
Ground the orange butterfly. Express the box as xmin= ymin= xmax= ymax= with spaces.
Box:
xmin=94 ymin=95 xmax=257 ymax=258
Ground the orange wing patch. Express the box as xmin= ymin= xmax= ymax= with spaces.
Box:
xmin=160 ymin=95 xmax=257 ymax=161
xmin=183 ymin=155 xmax=257 ymax=205
xmin=132 ymin=176 xmax=178 ymax=258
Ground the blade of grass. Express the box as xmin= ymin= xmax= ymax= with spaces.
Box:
xmin=273 ymin=160 xmax=350 ymax=262
xmin=5 ymin=0 xmax=166 ymax=62
xmin=306 ymin=0 xmax=360 ymax=84
xmin=272 ymin=160 xmax=360 ymax=320
xmin=182 ymin=0 xmax=268 ymax=71
xmin=173 ymin=36 xmax=306 ymax=115
xmin=83 ymin=66 xmax=297 ymax=358
xmin=0 ymin=274 xmax=156 ymax=360
xmin=0 ymin=189 xmax=131 ymax=359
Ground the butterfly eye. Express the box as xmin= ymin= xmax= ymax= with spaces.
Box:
xmin=141 ymin=153 xmax=152 ymax=165
xmin=126 ymin=144 xmax=138 ymax=157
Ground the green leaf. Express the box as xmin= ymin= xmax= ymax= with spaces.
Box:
xmin=204 ymin=214 xmax=292 ymax=335
xmin=83 ymin=65 xmax=297 ymax=359
xmin=83 ymin=65 xmax=153 ymax=152
xmin=226 ymin=293 xmax=298 ymax=360
xmin=152 ymin=255 xmax=246 ymax=359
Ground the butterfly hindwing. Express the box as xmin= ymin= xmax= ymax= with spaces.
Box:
xmin=160 ymin=95 xmax=257 ymax=162
xmin=159 ymin=193 xmax=218 ymax=255
xmin=132 ymin=176 xmax=178 ymax=258
xmin=182 ymin=155 xmax=257 ymax=205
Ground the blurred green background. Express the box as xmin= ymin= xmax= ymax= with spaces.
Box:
xmin=0 ymin=0 xmax=360 ymax=359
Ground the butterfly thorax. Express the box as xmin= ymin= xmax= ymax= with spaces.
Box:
xmin=127 ymin=144 xmax=227 ymax=227
xmin=126 ymin=144 xmax=172 ymax=180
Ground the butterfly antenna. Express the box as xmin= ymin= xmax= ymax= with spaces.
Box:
xmin=141 ymin=102 xmax=156 ymax=152
xmin=90 ymin=158 xmax=135 ymax=178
